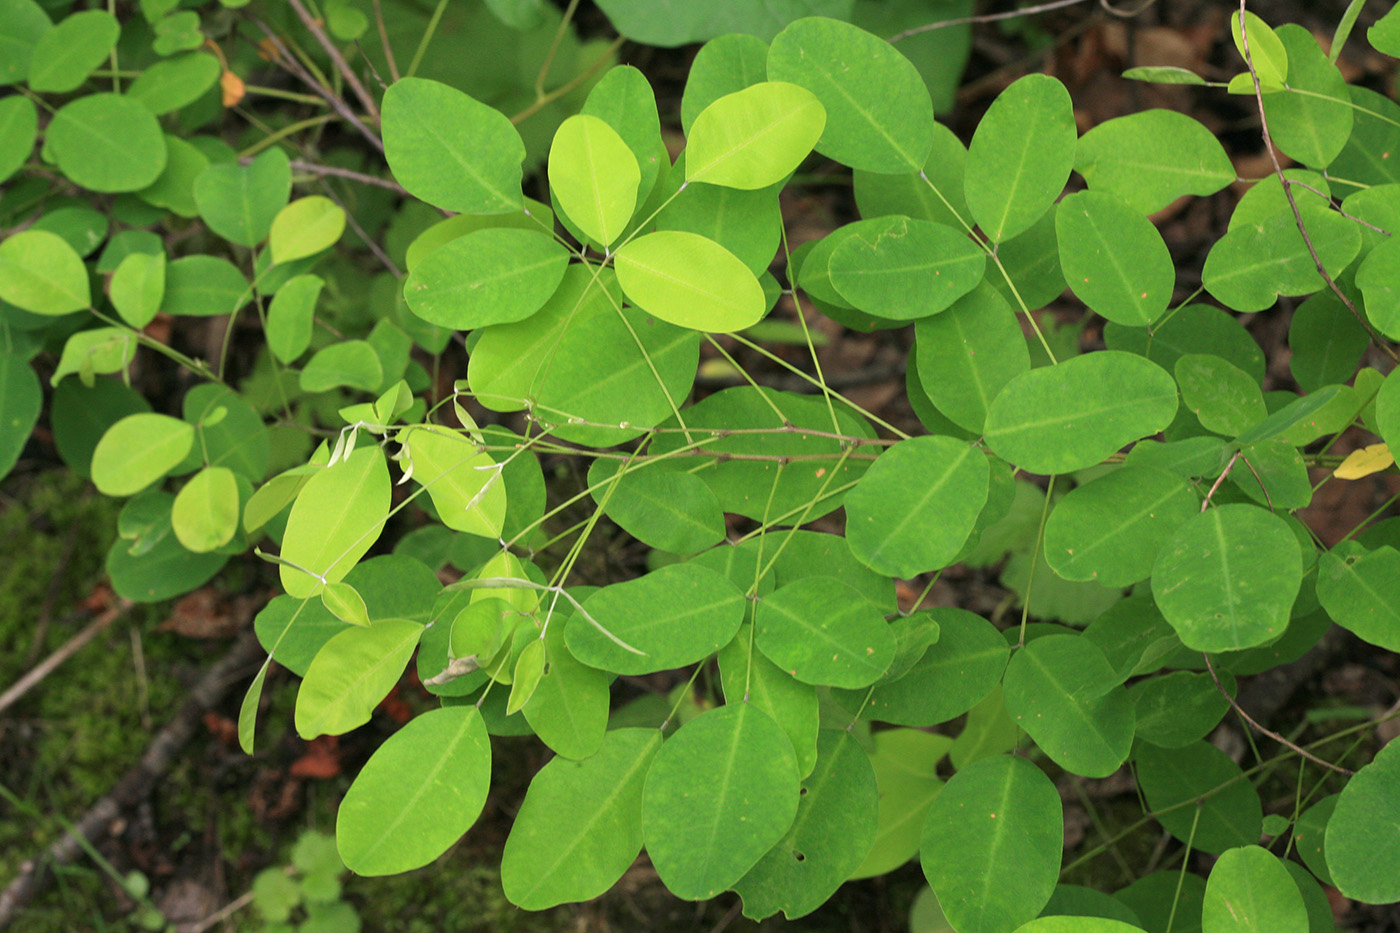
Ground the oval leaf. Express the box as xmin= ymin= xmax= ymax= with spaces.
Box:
xmin=91 ymin=413 xmax=194 ymax=497
xmin=828 ymin=216 xmax=986 ymax=320
xmin=755 ymin=578 xmax=897 ymax=688
xmin=269 ymin=195 xmax=345 ymax=265
xmin=1202 ymin=846 xmax=1308 ymax=933
xmin=0 ymin=229 xmax=90 ymax=316
xmin=1055 ymin=190 xmax=1173 ymax=327
xmin=548 ymin=114 xmax=639 ymax=247
xmin=615 ymin=231 xmax=764 ymax=332
xmin=171 ymin=466 xmax=239 ymax=553
xmin=279 ymin=446 xmax=390 ymax=598
xmin=295 ymin=618 xmax=422 ymax=739
xmin=686 ymin=81 xmax=825 ymax=189
xmin=403 ymin=227 xmax=568 ymax=330
xmin=1074 ymin=109 xmax=1235 ymax=215
xmin=1327 ymin=739 xmax=1400 ymax=903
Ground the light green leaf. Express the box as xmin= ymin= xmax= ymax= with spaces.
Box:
xmin=567 ymin=563 xmax=744 ymax=674
xmin=1327 ymin=739 xmax=1400 ymax=903
xmin=381 ymin=77 xmax=524 ymax=214
xmin=126 ymin=51 xmax=220 ymax=115
xmin=192 ymin=147 xmax=290 ymax=247
xmin=0 ymin=95 xmax=36 ymax=185
xmin=922 ymin=755 xmax=1062 ymax=933
xmin=686 ymin=81 xmax=825 ymax=189
xmin=1122 ymin=65 xmax=1210 ymax=85
xmin=91 ymin=413 xmax=194 ymax=497
xmin=1202 ymin=846 xmax=1308 ymax=933
xmin=582 ymin=65 xmax=667 ymax=203
xmin=279 ymin=446 xmax=390 ymax=598
xmin=1055 ymin=190 xmax=1173 ymax=326
xmin=521 ymin=616 xmax=609 ymax=759
xmin=1203 ymin=202 xmax=1360 ymax=312
xmin=965 ymin=74 xmax=1076 ymax=243
xmin=718 ymin=626 xmax=819 ymax=777
xmin=337 ymin=705 xmax=489 ymax=874
xmin=47 ymin=93 xmax=166 ymax=193
xmin=827 ymin=216 xmax=985 ymax=320
xmin=0 ymin=229 xmax=89 ymax=315
xmin=845 ymin=435 xmax=988 ymax=578
xmin=171 ymin=466 xmax=239 ymax=553
xmin=108 ymin=250 xmax=165 ymax=329
xmin=501 ymin=728 xmax=661 ymax=908
xmin=27 ymin=9 xmax=117 ymax=93
xmin=913 ymin=283 xmax=1029 ymax=433
xmin=643 ymin=703 xmax=800 ymax=899
xmin=849 ymin=728 xmax=950 ymax=879
xmin=1231 ymin=10 xmax=1288 ymax=87
xmin=269 ymin=196 xmax=345 ymax=265
xmin=734 ymin=731 xmax=877 ymax=920
xmin=1316 ymin=541 xmax=1400 ymax=652
xmin=295 ymin=618 xmax=422 ymax=739
xmin=1263 ymin=25 xmax=1352 ymax=168
xmin=1151 ymin=504 xmax=1301 ymax=652
xmin=320 ymin=581 xmax=370 ymax=628
xmin=755 ymin=578 xmax=896 ymax=688
xmin=399 ymin=425 xmax=506 ymax=538
xmin=1175 ymin=353 xmax=1268 ymax=436
xmin=507 ymin=638 xmax=546 ymax=714
xmin=1014 ymin=919 xmax=1145 ymax=933
xmin=1002 ymin=635 xmax=1134 ymax=778
xmin=984 ymin=351 xmax=1178 ymax=475
xmin=766 ymin=16 xmax=934 ymax=173
xmin=650 ymin=153 xmax=782 ymax=275
xmin=1074 ymin=109 xmax=1235 ymax=214
xmin=548 ymin=114 xmax=639 ymax=247
xmin=50 ymin=327 xmax=134 ymax=387
xmin=1136 ymin=740 xmax=1263 ymax=854
xmin=299 ymin=341 xmax=383 ymax=394
xmin=615 ymin=231 xmax=765 ymax=332
xmin=402 ymin=228 xmax=569 ymax=330
xmin=1044 ymin=467 xmax=1197 ymax=587
xmin=266 ymin=273 xmax=322 ymax=363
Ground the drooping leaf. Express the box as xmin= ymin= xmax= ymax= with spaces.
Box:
xmin=1151 ymin=504 xmax=1302 ymax=652
xmin=399 ymin=425 xmax=506 ymax=538
xmin=827 ymin=215 xmax=985 ymax=320
xmin=1136 ymin=740 xmax=1263 ymax=854
xmin=1055 ymin=190 xmax=1173 ymax=327
xmin=615 ymin=231 xmax=765 ymax=332
xmin=337 ymin=705 xmax=489 ymax=875
xmin=766 ymin=16 xmax=934 ymax=173
xmin=1074 ymin=110 xmax=1235 ymax=215
xmin=278 ymin=446 xmax=390 ymax=598
xmin=845 ymin=434 xmax=989 ymax=578
xmin=642 ymin=703 xmax=800 ymax=899
xmin=922 ymin=755 xmax=1062 ymax=933
xmin=1202 ymin=846 xmax=1308 ymax=933
xmin=754 ymin=577 xmax=896 ymax=688
xmin=548 ymin=114 xmax=639 ymax=247
xmin=686 ymin=81 xmax=825 ymax=189
xmin=501 ymin=728 xmax=661 ymax=908
xmin=0 ymin=229 xmax=89 ymax=316
xmin=47 ymin=93 xmax=166 ymax=193
xmin=381 ymin=77 xmax=524 ymax=214
xmin=965 ymin=74 xmax=1077 ymax=243
xmin=984 ymin=351 xmax=1178 ymax=474
xmin=1002 ymin=635 xmax=1135 ymax=778
xmin=403 ymin=228 xmax=569 ymax=330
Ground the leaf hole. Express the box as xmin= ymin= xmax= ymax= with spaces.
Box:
xmin=792 ymin=850 xmax=805 ymax=862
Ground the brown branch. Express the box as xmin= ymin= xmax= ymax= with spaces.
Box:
xmin=286 ymin=0 xmax=380 ymax=122
xmin=0 ymin=599 xmax=133 ymax=715
xmin=890 ymin=0 xmax=1092 ymax=41
xmin=287 ymin=159 xmax=406 ymax=194
xmin=1203 ymin=652 xmax=1353 ymax=776
xmin=0 ymin=629 xmax=266 ymax=927
xmin=1236 ymin=0 xmax=1400 ymax=364
xmin=372 ymin=0 xmax=401 ymax=83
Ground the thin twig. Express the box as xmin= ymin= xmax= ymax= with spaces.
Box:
xmin=890 ymin=0 xmax=1092 ymax=41
xmin=315 ymin=177 xmax=402 ymax=278
xmin=1203 ymin=653 xmax=1354 ymax=776
xmin=1237 ymin=0 xmax=1400 ymax=364
xmin=372 ymin=0 xmax=400 ymax=83
xmin=0 ymin=599 xmax=133 ymax=715
xmin=1201 ymin=450 xmax=1242 ymax=511
xmin=286 ymin=0 xmax=380 ymax=121
xmin=286 ymin=159 xmax=406 ymax=194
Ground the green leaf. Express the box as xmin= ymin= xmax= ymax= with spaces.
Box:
xmin=983 ymin=210 xmax=1067 ymax=312
xmin=1263 ymin=25 xmax=1352 ymax=168
xmin=299 ymin=341 xmax=383 ymax=394
xmin=521 ymin=617 xmax=609 ymax=759
xmin=984 ymin=351 xmax=1178 ymax=475
xmin=1331 ymin=86 xmax=1400 ymax=186
xmin=766 ymin=16 xmax=934 ymax=173
xmin=850 ymin=729 xmax=950 ymax=880
xmin=754 ymin=578 xmax=895 ymax=688
xmin=269 ymin=196 xmax=345 ymax=265
xmin=1055 ymin=191 xmax=1172 ymax=326
xmin=320 ymin=581 xmax=370 ymax=628
xmin=597 ymin=0 xmax=853 ymax=46
xmin=548 ymin=114 xmax=639 ymax=248
xmin=1372 ymin=3 xmax=1400 ymax=55
xmin=1122 ymin=65 xmax=1209 ymax=85
xmin=1356 ymin=236 xmax=1400 ymax=340
xmin=922 ymin=755 xmax=1062 ymax=933
xmin=845 ymin=435 xmax=989 ymax=578
xmin=135 ymin=133 xmax=206 ymax=219
xmin=50 ymin=327 xmax=134 ymax=387
xmin=1132 ymin=671 xmax=1230 ymax=749
xmin=1202 ymin=846 xmax=1307 ymax=933
xmin=1328 ymin=739 xmax=1400 ymax=903
xmin=854 ymin=121 xmax=970 ymax=231
xmin=403 ymin=228 xmax=568 ymax=330
xmin=1203 ymin=202 xmax=1360 ymax=312
xmin=279 ymin=446 xmax=390 ymax=598
xmin=381 ymin=77 xmax=524 ymax=214
xmin=91 ymin=413 xmax=194 ymax=497
xmin=337 ymin=705 xmax=489 ymax=874
xmin=108 ymin=250 xmax=165 ymax=329
xmin=615 ymin=231 xmax=765 ymax=332
xmin=581 ymin=65 xmax=667 ymax=203
xmin=399 ymin=425 xmax=506 ymax=538
xmin=126 ymin=51 xmax=220 ymax=115
xmin=192 ymin=147 xmax=290 ymax=247
xmin=1044 ymin=467 xmax=1197 ymax=587
xmin=265 ymin=274 xmax=321 ymax=363
xmin=1136 ymin=740 xmax=1262 ymax=854
xmin=160 ymin=254 xmax=249 ymax=318
xmin=0 ymin=95 xmax=36 ymax=185
xmin=294 ymin=618 xmax=422 ymax=739
xmin=27 ymin=9 xmax=118 ymax=93
xmin=686 ymin=81 xmax=825 ymax=189
xmin=827 ymin=216 xmax=985 ymax=320
xmin=642 ymin=703 xmax=800 ymax=899
xmin=913 ymin=283 xmax=1029 ymax=433
xmin=681 ymin=33 xmax=770 ymax=133
xmin=501 ymin=728 xmax=662 ymax=908
xmin=567 ymin=563 xmax=744 ymax=674
xmin=734 ymin=731 xmax=877 ymax=920
xmin=48 ymin=93 xmax=166 ymax=193
xmin=183 ymin=383 xmax=269 ymax=482
xmin=0 ymin=0 xmax=51 ymax=86
xmin=0 ymin=229 xmax=89 ymax=315
xmin=965 ymin=74 xmax=1076 ymax=243
xmin=718 ymin=626 xmax=819 ymax=777
xmin=1316 ymin=542 xmax=1400 ymax=652
xmin=1015 ymin=920 xmax=1145 ymax=933
xmin=1231 ymin=10 xmax=1288 ymax=87
xmin=587 ymin=459 xmax=725 ymax=555
xmin=1074 ymin=109 xmax=1235 ymax=214
xmin=1151 ymin=504 xmax=1302 ymax=652
xmin=171 ymin=466 xmax=239 ymax=552
xmin=843 ymin=608 xmax=1008 ymax=726
xmin=1293 ymin=795 xmax=1337 ymax=886
xmin=1175 ymin=354 xmax=1267 ymax=436
xmin=0 ymin=350 xmax=41 ymax=480
xmin=1002 ymin=635 xmax=1134 ymax=778
xmin=507 ymin=638 xmax=546 ymax=714
xmin=650 ymin=153 xmax=781 ymax=275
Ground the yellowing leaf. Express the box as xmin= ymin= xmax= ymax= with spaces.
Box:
xmin=1335 ymin=443 xmax=1394 ymax=480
